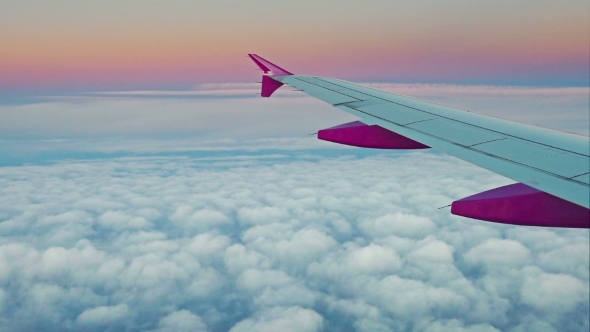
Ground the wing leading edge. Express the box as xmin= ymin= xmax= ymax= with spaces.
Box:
xmin=247 ymin=54 xmax=590 ymax=228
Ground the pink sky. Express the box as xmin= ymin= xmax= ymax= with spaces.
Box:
xmin=1 ymin=0 xmax=588 ymax=90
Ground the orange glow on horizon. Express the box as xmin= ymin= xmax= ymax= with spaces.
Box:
xmin=1 ymin=1 xmax=588 ymax=89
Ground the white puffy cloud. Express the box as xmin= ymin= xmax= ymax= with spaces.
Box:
xmin=170 ymin=206 xmax=232 ymax=233
xmin=76 ymin=304 xmax=129 ymax=326
xmin=238 ymin=206 xmax=290 ymax=225
xmin=537 ymin=244 xmax=590 ymax=280
xmin=98 ymin=210 xmax=152 ymax=230
xmin=237 ymin=269 xmax=293 ymax=293
xmin=521 ymin=271 xmax=588 ymax=313
xmin=361 ymin=274 xmax=469 ymax=323
xmin=0 ymin=153 xmax=587 ymax=332
xmin=307 ymin=243 xmax=402 ymax=281
xmin=464 ymin=239 xmax=530 ymax=267
xmin=509 ymin=319 xmax=557 ymax=332
xmin=223 ymin=244 xmax=270 ymax=275
xmin=408 ymin=238 xmax=454 ymax=264
xmin=359 ymin=213 xmax=436 ymax=239
xmin=253 ymin=284 xmax=318 ymax=308
xmin=347 ymin=244 xmax=402 ymax=273
xmin=153 ymin=310 xmax=207 ymax=332
xmin=423 ymin=319 xmax=501 ymax=332
xmin=229 ymin=306 xmax=323 ymax=332
xmin=188 ymin=233 xmax=232 ymax=260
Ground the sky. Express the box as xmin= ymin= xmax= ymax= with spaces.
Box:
xmin=0 ymin=1 xmax=589 ymax=331
xmin=1 ymin=0 xmax=589 ymax=97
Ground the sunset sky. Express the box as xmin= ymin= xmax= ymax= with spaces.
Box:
xmin=2 ymin=0 xmax=589 ymax=94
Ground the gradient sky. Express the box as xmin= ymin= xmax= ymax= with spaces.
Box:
xmin=1 ymin=0 xmax=589 ymax=93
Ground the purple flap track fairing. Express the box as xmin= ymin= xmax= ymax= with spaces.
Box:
xmin=452 ymin=183 xmax=589 ymax=228
xmin=318 ymin=121 xmax=429 ymax=149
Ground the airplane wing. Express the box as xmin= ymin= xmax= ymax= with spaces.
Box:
xmin=247 ymin=54 xmax=590 ymax=228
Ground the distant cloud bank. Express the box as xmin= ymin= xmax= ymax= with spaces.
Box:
xmin=0 ymin=82 xmax=587 ymax=167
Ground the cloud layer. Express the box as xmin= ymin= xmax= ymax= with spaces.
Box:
xmin=0 ymin=153 xmax=587 ymax=331
xmin=1 ymin=83 xmax=587 ymax=168
xmin=1 ymin=84 xmax=588 ymax=141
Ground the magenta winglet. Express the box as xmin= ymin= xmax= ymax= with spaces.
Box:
xmin=248 ymin=54 xmax=293 ymax=97
xmin=451 ymin=183 xmax=590 ymax=228
xmin=248 ymin=54 xmax=293 ymax=75
xmin=261 ymin=75 xmax=284 ymax=97
xmin=318 ymin=121 xmax=430 ymax=149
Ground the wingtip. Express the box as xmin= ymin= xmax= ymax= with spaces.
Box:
xmin=247 ymin=54 xmax=293 ymax=76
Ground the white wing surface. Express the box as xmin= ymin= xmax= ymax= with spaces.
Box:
xmin=248 ymin=54 xmax=589 ymax=228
